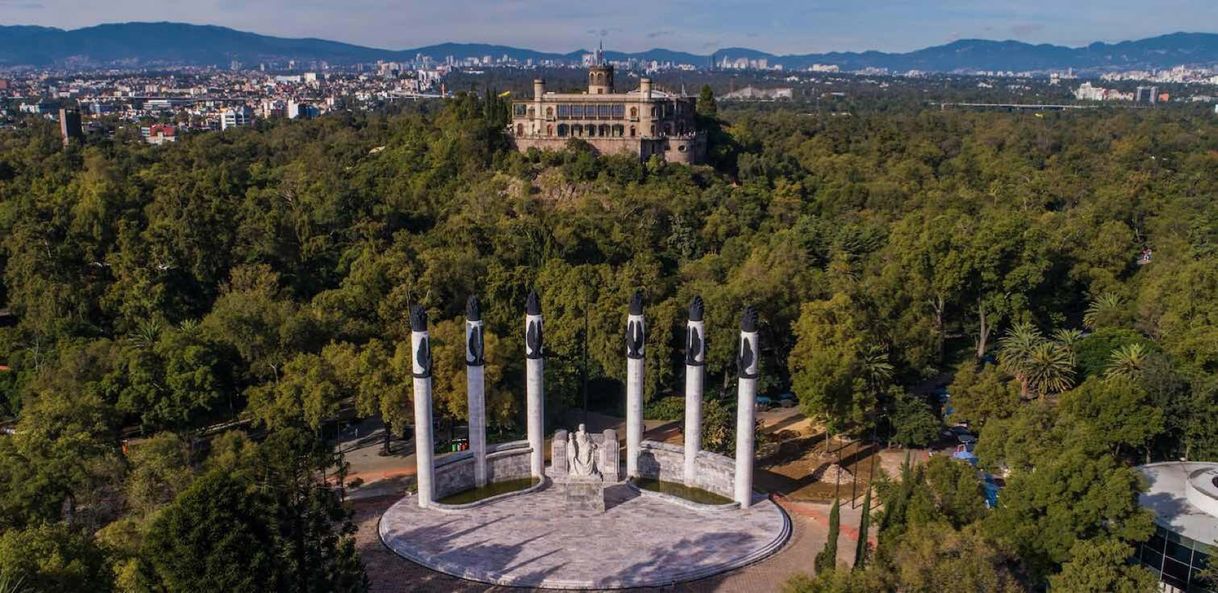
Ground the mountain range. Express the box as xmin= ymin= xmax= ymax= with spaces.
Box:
xmin=3 ymin=22 xmax=1218 ymax=73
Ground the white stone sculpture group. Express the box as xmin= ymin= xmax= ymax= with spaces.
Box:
xmin=566 ymin=424 xmax=599 ymax=478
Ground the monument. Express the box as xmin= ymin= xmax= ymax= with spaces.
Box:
xmin=553 ymin=423 xmax=610 ymax=512
xmin=409 ymin=305 xmax=435 ymax=508
xmin=625 ymin=291 xmax=645 ymax=477
xmin=525 ymin=290 xmax=545 ymax=479
xmin=683 ymin=296 xmax=706 ymax=485
xmin=465 ymin=296 xmax=488 ymax=487
xmin=382 ymin=294 xmax=788 ymax=589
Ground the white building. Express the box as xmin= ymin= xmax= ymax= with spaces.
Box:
xmin=220 ymin=106 xmax=253 ymax=130
xmin=1137 ymin=462 xmax=1218 ymax=592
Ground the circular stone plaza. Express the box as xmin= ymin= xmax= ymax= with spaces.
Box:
xmin=377 ymin=294 xmax=792 ymax=589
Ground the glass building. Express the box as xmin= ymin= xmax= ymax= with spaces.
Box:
xmin=1138 ymin=463 xmax=1218 ymax=592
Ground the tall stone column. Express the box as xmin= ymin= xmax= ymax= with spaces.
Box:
xmin=410 ymin=305 xmax=435 ymax=508
xmin=465 ymin=296 xmax=488 ymax=488
xmin=525 ymin=291 xmax=545 ymax=479
xmin=625 ymin=291 xmax=645 ymax=478
xmin=683 ymin=296 xmax=706 ymax=486
xmin=734 ymin=306 xmax=759 ymax=509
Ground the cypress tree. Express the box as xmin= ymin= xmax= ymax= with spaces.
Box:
xmin=854 ymin=489 xmax=871 ymax=569
xmin=814 ymin=498 xmax=841 ymax=574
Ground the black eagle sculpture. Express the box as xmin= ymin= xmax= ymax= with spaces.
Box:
xmin=685 ymin=295 xmax=704 ymax=366
xmin=626 ymin=291 xmax=645 ymax=359
xmin=525 ymin=290 xmax=543 ymax=359
xmin=410 ymin=305 xmax=431 ymax=378
xmin=466 ymin=295 xmax=484 ymax=366
xmin=738 ymin=306 xmax=759 ymax=379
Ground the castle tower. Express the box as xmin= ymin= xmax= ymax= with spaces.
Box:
xmin=588 ymin=42 xmax=613 ymax=95
xmin=588 ymin=64 xmax=614 ymax=95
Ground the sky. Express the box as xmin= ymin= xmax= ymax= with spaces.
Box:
xmin=2 ymin=0 xmax=1218 ymax=55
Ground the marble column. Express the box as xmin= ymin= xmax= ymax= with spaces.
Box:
xmin=525 ymin=290 xmax=545 ymax=479
xmin=734 ymin=306 xmax=759 ymax=509
xmin=410 ymin=305 xmax=435 ymax=508
xmin=625 ymin=291 xmax=645 ymax=478
xmin=465 ymin=295 xmax=488 ymax=488
xmin=683 ymin=296 xmax=706 ymax=486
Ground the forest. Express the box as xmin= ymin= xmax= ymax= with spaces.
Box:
xmin=0 ymin=86 xmax=1217 ymax=592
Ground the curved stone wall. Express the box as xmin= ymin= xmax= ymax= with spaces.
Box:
xmin=636 ymin=439 xmax=737 ymax=500
xmin=433 ymin=440 xmax=532 ymax=500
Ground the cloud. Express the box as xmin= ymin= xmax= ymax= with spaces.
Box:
xmin=646 ymin=29 xmax=673 ymax=39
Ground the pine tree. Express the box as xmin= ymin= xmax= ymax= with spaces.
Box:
xmin=854 ymin=489 xmax=871 ymax=569
xmin=814 ymin=498 xmax=841 ymax=574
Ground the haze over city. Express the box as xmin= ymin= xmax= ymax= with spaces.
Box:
xmin=4 ymin=0 xmax=1218 ymax=54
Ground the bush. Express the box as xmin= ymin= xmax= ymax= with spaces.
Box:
xmin=643 ymin=395 xmax=684 ymax=421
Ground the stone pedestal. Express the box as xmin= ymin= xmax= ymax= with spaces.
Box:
xmin=600 ymin=429 xmax=620 ymax=483
xmin=561 ymin=476 xmax=606 ymax=513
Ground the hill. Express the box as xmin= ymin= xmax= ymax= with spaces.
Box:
xmin=3 ymin=22 xmax=1218 ymax=72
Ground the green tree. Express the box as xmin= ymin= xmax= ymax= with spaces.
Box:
xmin=889 ymin=391 xmax=940 ymax=448
xmin=0 ymin=523 xmax=113 ymax=593
xmin=947 ymin=361 xmax=1019 ymax=430
xmin=1048 ymin=538 xmax=1158 ymax=593
xmin=697 ymin=85 xmax=718 ymax=118
xmin=815 ymin=498 xmax=841 ymax=574
xmin=853 ymin=489 xmax=871 ymax=570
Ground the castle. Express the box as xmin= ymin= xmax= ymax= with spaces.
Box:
xmin=509 ymin=51 xmax=706 ymax=164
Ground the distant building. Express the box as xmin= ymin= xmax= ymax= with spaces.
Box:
xmin=220 ymin=105 xmax=254 ymax=130
xmin=509 ymin=54 xmax=705 ymax=164
xmin=1137 ymin=462 xmax=1217 ymax=593
xmin=722 ymin=86 xmax=794 ymax=101
xmin=1136 ymin=86 xmax=1160 ymax=104
xmin=58 ymin=108 xmax=83 ymax=147
xmin=142 ymin=124 xmax=177 ymax=146
xmin=19 ymin=101 xmax=55 ymax=115
xmin=0 ymin=79 xmax=8 ymax=91
xmin=286 ymin=101 xmax=319 ymax=120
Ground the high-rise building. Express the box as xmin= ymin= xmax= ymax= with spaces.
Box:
xmin=58 ymin=108 xmax=83 ymax=147
xmin=220 ymin=105 xmax=254 ymax=130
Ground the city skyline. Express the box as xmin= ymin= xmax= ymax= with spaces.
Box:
xmin=3 ymin=0 xmax=1218 ymax=56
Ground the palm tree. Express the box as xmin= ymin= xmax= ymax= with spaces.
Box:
xmin=999 ymin=321 xmax=1044 ymax=398
xmin=0 ymin=575 xmax=27 ymax=593
xmin=1106 ymin=343 xmax=1150 ymax=381
xmin=1023 ymin=341 xmax=1076 ymax=397
xmin=999 ymin=322 xmax=1076 ymax=398
xmin=1083 ymin=293 xmax=1124 ymax=329
xmin=1053 ymin=328 xmax=1084 ymax=351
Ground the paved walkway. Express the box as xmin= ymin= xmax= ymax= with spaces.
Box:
xmin=378 ymin=480 xmax=790 ymax=590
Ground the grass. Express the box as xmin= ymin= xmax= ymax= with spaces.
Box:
xmin=633 ymin=478 xmax=733 ymax=505
xmin=437 ymin=477 xmax=540 ymax=505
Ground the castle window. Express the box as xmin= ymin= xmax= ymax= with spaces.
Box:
xmin=573 ymin=124 xmax=583 ymax=136
xmin=557 ymin=104 xmax=570 ymax=119
xmin=516 ymin=123 xmax=524 ymax=136
xmin=546 ymin=107 xmax=553 ymax=117
xmin=612 ymin=104 xmax=625 ymax=118
xmin=547 ymin=124 xmax=553 ymax=136
xmin=527 ymin=107 xmax=535 ymax=117
xmin=630 ymin=106 xmax=638 ymax=118
xmin=664 ymin=123 xmax=672 ymax=135
xmin=612 ymin=124 xmax=624 ymax=137
xmin=599 ymin=124 xmax=609 ymax=136
xmin=629 ymin=126 xmax=636 ymax=137
xmin=650 ymin=124 xmax=656 ymax=136
xmin=571 ymin=104 xmax=584 ymax=118
xmin=513 ymin=104 xmax=527 ymax=117
xmin=558 ymin=124 xmax=568 ymax=137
